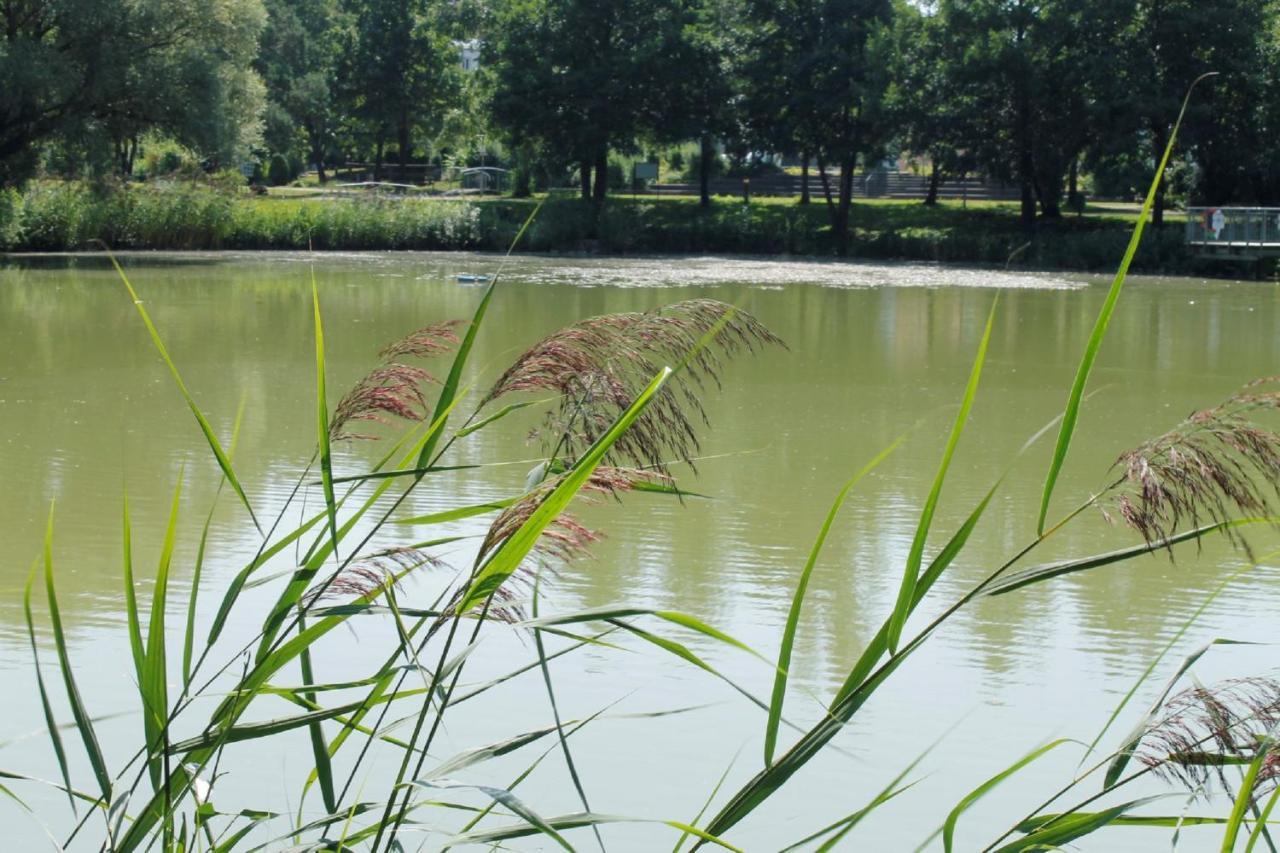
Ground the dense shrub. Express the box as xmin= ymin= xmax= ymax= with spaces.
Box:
xmin=0 ymin=187 xmax=21 ymax=250
xmin=267 ymin=153 xmax=293 ymax=186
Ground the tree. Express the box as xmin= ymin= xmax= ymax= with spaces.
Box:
xmin=340 ymin=0 xmax=459 ymax=180
xmin=487 ymin=0 xmax=697 ymax=201
xmin=256 ymin=0 xmax=345 ymax=183
xmin=936 ymin=0 xmax=1124 ymax=227
xmin=0 ymin=0 xmax=266 ymax=185
xmin=740 ymin=0 xmax=895 ymax=254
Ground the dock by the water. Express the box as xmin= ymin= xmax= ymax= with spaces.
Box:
xmin=1186 ymin=207 xmax=1280 ymax=259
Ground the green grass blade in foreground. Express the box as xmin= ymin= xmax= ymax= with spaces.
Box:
xmin=994 ymin=796 xmax=1166 ymax=852
xmin=765 ymin=436 xmax=904 ymax=766
xmin=445 ymin=812 xmax=741 ymax=851
xmin=456 ymin=367 xmax=673 ymax=614
xmin=122 ymin=492 xmax=145 ymax=686
xmin=887 ymin=296 xmax=996 ymax=654
xmin=184 ymin=396 xmax=244 ymax=686
xmin=142 ymin=474 xmax=181 ymax=791
xmin=394 ymin=498 xmax=517 ymax=526
xmin=415 ymin=199 xmax=543 ymax=471
xmin=1036 ymin=73 xmax=1217 ymax=534
xmin=42 ymin=505 xmax=113 ymax=801
xmin=1246 ymin=787 xmax=1280 ymax=852
xmin=1221 ymin=730 xmax=1275 ymax=851
xmin=410 ymin=779 xmax=573 ymax=852
xmin=780 ymin=749 xmax=926 ymax=852
xmin=674 ymin=751 xmax=739 ymax=853
xmin=23 ymin=563 xmax=76 ymax=814
xmin=985 ymin=519 xmax=1269 ymax=597
xmin=312 ymin=276 xmax=340 ymax=562
xmin=933 ymin=739 xmax=1072 ymax=853
xmin=298 ymin=614 xmax=337 ymax=815
xmin=105 ymin=248 xmax=260 ymax=533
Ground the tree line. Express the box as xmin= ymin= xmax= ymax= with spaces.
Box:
xmin=4 ymin=0 xmax=1279 ymax=241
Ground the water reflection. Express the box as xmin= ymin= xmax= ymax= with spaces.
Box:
xmin=1 ymin=253 xmax=1276 ymax=849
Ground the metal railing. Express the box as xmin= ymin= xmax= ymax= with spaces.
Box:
xmin=1186 ymin=207 xmax=1280 ymax=246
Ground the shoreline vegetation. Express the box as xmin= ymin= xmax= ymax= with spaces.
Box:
xmin=0 ymin=180 xmax=1227 ymax=275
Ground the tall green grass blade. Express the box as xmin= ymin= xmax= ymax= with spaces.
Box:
xmin=445 ymin=812 xmax=741 ymax=851
xmin=312 ymin=276 xmax=340 ymax=563
xmin=1246 ymin=787 xmax=1280 ymax=852
xmin=42 ymin=504 xmax=112 ymax=801
xmin=1036 ymin=73 xmax=1217 ymax=534
xmin=456 ymin=367 xmax=673 ymax=614
xmin=142 ymin=474 xmax=182 ymax=791
xmin=530 ymin=570 xmax=602 ymax=852
xmin=105 ymin=249 xmax=260 ymax=533
xmin=674 ymin=751 xmax=739 ymax=853
xmin=995 ymin=796 xmax=1166 ymax=852
xmin=122 ymin=492 xmax=145 ymax=687
xmin=937 ymin=739 xmax=1072 ymax=852
xmin=1016 ymin=813 xmax=1226 ymax=831
xmin=455 ymin=399 xmax=544 ymax=438
xmin=765 ymin=436 xmax=903 ymax=766
xmin=394 ymin=499 xmax=516 ymax=526
xmin=888 ymin=296 xmax=997 ymax=654
xmin=986 ymin=519 xmax=1265 ymax=597
xmin=23 ymin=563 xmax=75 ymax=814
xmin=298 ymin=615 xmax=337 ymax=815
xmin=780 ymin=758 xmax=924 ymax=851
xmin=1222 ymin=731 xmax=1276 ymax=852
xmin=410 ymin=779 xmax=574 ymax=852
xmin=414 ymin=201 xmax=542 ymax=472
xmin=185 ymin=395 xmax=245 ymax=687
xmin=206 ymin=508 xmax=325 ymax=645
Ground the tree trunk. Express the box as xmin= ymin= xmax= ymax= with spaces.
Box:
xmin=699 ymin=133 xmax=713 ymax=208
xmin=593 ymin=146 xmax=608 ymax=202
xmin=309 ymin=124 xmax=327 ymax=184
xmin=799 ymin=152 xmax=810 ymax=205
xmin=580 ymin=159 xmax=591 ymax=200
xmin=835 ymin=155 xmax=855 ymax=257
xmin=817 ymin=154 xmax=835 ymax=210
xmin=924 ymin=159 xmax=941 ymax=206
xmin=397 ymin=112 xmax=410 ymax=182
xmin=374 ymin=137 xmax=385 ymax=182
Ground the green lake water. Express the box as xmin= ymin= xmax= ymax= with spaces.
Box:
xmin=2 ymin=251 xmax=1278 ymax=850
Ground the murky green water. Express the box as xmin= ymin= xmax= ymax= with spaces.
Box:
xmin=2 ymin=252 xmax=1278 ymax=850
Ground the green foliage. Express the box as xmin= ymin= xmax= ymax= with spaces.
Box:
xmin=267 ymin=153 xmax=295 ymax=186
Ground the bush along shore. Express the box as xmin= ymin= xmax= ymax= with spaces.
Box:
xmin=0 ymin=179 xmax=1219 ymax=274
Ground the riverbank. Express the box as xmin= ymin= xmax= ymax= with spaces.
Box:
xmin=0 ymin=180 xmax=1229 ymax=274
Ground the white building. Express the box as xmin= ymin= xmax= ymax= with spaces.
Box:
xmin=458 ymin=39 xmax=482 ymax=72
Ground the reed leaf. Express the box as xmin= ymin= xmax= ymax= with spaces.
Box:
xmin=313 ymin=276 xmax=340 ymax=563
xmin=937 ymin=739 xmax=1072 ymax=853
xmin=985 ymin=519 xmax=1268 ymax=597
xmin=888 ymin=296 xmax=997 ymax=654
xmin=23 ymin=563 xmax=75 ymax=814
xmin=409 ymin=779 xmax=574 ymax=851
xmin=994 ymin=796 xmax=1166 ymax=851
xmin=105 ymin=248 xmax=260 ymax=533
xmin=766 ymin=436 xmax=904 ymax=766
xmin=394 ymin=499 xmax=516 ymax=526
xmin=1036 ymin=73 xmax=1217 ymax=535
xmin=1246 ymin=787 xmax=1280 ymax=852
xmin=444 ymin=812 xmax=742 ymax=851
xmin=122 ymin=492 xmax=145 ymax=689
xmin=42 ymin=505 xmax=113 ymax=802
xmin=141 ymin=473 xmax=182 ymax=792
xmin=1222 ymin=730 xmax=1276 ymax=852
